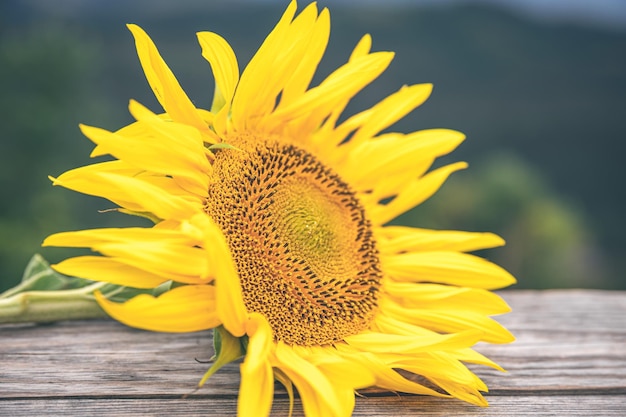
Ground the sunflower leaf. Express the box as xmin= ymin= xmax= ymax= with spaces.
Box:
xmin=0 ymin=254 xmax=110 ymax=323
xmin=96 ymin=280 xmax=174 ymax=304
xmin=0 ymin=254 xmax=93 ymax=299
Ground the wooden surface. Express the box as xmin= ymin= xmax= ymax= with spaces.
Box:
xmin=1 ymin=289 xmax=625 ymax=416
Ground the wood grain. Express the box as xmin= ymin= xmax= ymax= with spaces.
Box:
xmin=1 ymin=290 xmax=625 ymax=416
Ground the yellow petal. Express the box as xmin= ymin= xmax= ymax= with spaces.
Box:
xmin=381 ymin=298 xmax=515 ymax=344
xmin=43 ymin=223 xmax=216 ymax=286
xmin=243 ymin=313 xmax=273 ymax=369
xmin=127 ymin=24 xmax=208 ymax=131
xmin=96 ymin=285 xmax=219 ymax=332
xmin=50 ymin=166 xmax=199 ymax=219
xmin=193 ymin=214 xmax=248 ymax=337
xmin=344 ymin=329 xmax=480 ymax=354
xmin=378 ymin=226 xmax=505 ymax=254
xmin=230 ymin=0 xmax=298 ymax=129
xmin=315 ymin=34 xmax=373 ymax=141
xmin=43 ymin=226 xmax=199 ymax=248
xmin=370 ymin=161 xmax=468 ymax=226
xmin=51 ymin=256 xmax=166 ymax=289
xmin=238 ymin=313 xmax=274 ymax=417
xmin=455 ymin=348 xmax=505 ymax=372
xmin=269 ymin=52 xmax=394 ymax=128
xmin=274 ymin=342 xmax=345 ymax=417
xmin=383 ymin=281 xmax=512 ymax=315
xmin=97 ymin=172 xmax=199 ymax=220
xmin=49 ymin=163 xmax=147 ymax=213
xmin=387 ymin=352 xmax=479 ymax=387
xmin=429 ymin=374 xmax=489 ymax=407
xmin=273 ymin=369 xmax=295 ymax=417
xmin=384 ymin=250 xmax=516 ymax=289
xmin=389 ymin=353 xmax=489 ymax=406
xmin=80 ymin=123 xmax=209 ymax=197
xmin=127 ymin=100 xmax=215 ymax=160
xmin=96 ymin=242 xmax=209 ymax=281
xmin=278 ymin=7 xmax=330 ymax=108
xmin=54 ymin=159 xmax=136 ymax=175
xmin=373 ymin=313 xmax=438 ymax=337
xmin=197 ymin=31 xmax=239 ymax=113
xmin=334 ymin=347 xmax=451 ymax=399
xmin=350 ymin=34 xmax=372 ymax=60
xmin=345 ymin=129 xmax=465 ymax=194
xmin=347 ymin=84 xmax=433 ymax=148
xmin=296 ymin=346 xmax=376 ymax=390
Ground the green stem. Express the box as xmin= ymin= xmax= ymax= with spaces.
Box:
xmin=0 ymin=282 xmax=109 ymax=324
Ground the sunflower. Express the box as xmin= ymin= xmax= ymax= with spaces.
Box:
xmin=43 ymin=2 xmax=515 ymax=416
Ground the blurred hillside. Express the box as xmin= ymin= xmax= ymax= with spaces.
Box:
xmin=1 ymin=1 xmax=625 ymax=291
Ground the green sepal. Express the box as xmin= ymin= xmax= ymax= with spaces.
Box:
xmin=208 ymin=143 xmax=239 ymax=152
xmin=198 ymin=325 xmax=245 ymax=387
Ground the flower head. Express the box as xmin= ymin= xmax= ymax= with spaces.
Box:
xmin=43 ymin=2 xmax=515 ymax=416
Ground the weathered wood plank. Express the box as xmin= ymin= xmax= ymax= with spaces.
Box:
xmin=2 ymin=395 xmax=626 ymax=417
xmin=1 ymin=290 xmax=625 ymax=416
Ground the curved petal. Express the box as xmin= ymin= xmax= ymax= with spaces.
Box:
xmin=278 ymin=7 xmax=330 ymax=108
xmin=127 ymin=99 xmax=215 ymax=165
xmin=344 ymin=329 xmax=481 ymax=354
xmin=269 ymin=52 xmax=394 ymax=129
xmin=80 ymin=122 xmax=210 ymax=197
xmin=388 ymin=352 xmax=489 ymax=406
xmin=42 ymin=226 xmax=198 ymax=248
xmin=95 ymin=285 xmax=220 ymax=332
xmin=378 ymin=226 xmax=505 ymax=254
xmin=370 ymin=162 xmax=468 ymax=226
xmin=96 ymin=172 xmax=200 ymax=220
xmin=383 ymin=281 xmax=512 ymax=315
xmin=274 ymin=342 xmax=346 ymax=417
xmin=334 ymin=345 xmax=451 ymax=399
xmin=315 ymin=34 xmax=373 ymax=141
xmin=350 ymin=34 xmax=372 ymax=60
xmin=238 ymin=313 xmax=274 ymax=417
xmin=347 ymin=84 xmax=433 ymax=148
xmin=230 ymin=0 xmax=298 ymax=129
xmin=455 ymin=348 xmax=505 ymax=372
xmin=197 ymin=31 xmax=239 ymax=113
xmin=193 ymin=214 xmax=248 ymax=337
xmin=294 ymin=346 xmax=376 ymax=390
xmin=383 ymin=251 xmax=516 ymax=289
xmin=50 ymin=167 xmax=200 ymax=220
xmin=381 ymin=298 xmax=515 ymax=344
xmin=127 ymin=24 xmax=208 ymax=131
xmin=51 ymin=256 xmax=166 ymax=289
xmin=344 ymin=129 xmax=465 ymax=194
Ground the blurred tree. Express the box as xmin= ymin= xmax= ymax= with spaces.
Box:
xmin=396 ymin=152 xmax=609 ymax=289
xmin=1 ymin=1 xmax=623 ymax=291
xmin=0 ymin=22 xmax=104 ymax=291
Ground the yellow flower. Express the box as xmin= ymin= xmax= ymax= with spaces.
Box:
xmin=43 ymin=2 xmax=515 ymax=416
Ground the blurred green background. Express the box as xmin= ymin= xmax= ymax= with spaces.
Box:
xmin=1 ymin=0 xmax=625 ymax=291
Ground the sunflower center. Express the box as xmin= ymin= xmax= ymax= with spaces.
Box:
xmin=206 ymin=138 xmax=382 ymax=346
